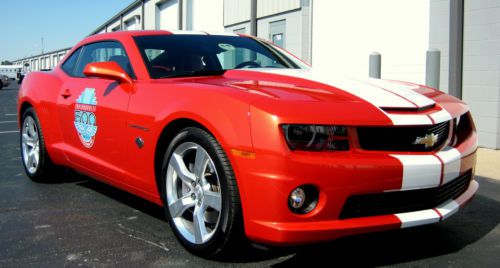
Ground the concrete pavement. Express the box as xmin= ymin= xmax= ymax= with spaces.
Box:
xmin=476 ymin=148 xmax=500 ymax=181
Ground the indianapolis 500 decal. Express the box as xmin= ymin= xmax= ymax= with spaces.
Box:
xmin=74 ymin=88 xmax=98 ymax=148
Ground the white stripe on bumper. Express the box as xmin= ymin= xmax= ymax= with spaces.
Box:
xmin=391 ymin=154 xmax=442 ymax=190
xmin=386 ymin=114 xmax=433 ymax=126
xmin=435 ymin=200 xmax=460 ymax=220
xmin=395 ymin=209 xmax=440 ymax=228
xmin=436 ymin=148 xmax=461 ymax=185
xmin=396 ymin=180 xmax=477 ymax=229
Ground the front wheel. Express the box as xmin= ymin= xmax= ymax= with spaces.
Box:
xmin=161 ymin=127 xmax=244 ymax=258
xmin=20 ymin=107 xmax=57 ymax=181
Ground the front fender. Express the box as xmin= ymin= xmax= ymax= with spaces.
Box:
xmin=125 ymin=80 xmax=259 ymax=198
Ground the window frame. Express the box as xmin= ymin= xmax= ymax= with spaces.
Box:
xmin=60 ymin=39 xmax=136 ymax=79
xmin=60 ymin=47 xmax=83 ymax=76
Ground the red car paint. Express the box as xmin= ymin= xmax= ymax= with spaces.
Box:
xmin=18 ymin=31 xmax=478 ymax=246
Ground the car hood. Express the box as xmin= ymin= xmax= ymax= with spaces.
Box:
xmin=195 ymin=68 xmax=469 ymax=126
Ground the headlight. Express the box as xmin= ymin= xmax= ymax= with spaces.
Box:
xmin=281 ymin=124 xmax=349 ymax=151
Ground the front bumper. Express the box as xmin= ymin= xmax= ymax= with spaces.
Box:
xmin=233 ymin=122 xmax=478 ymax=245
xmin=246 ymin=180 xmax=477 ymax=245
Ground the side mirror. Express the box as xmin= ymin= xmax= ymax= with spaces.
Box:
xmin=83 ymin=61 xmax=133 ymax=84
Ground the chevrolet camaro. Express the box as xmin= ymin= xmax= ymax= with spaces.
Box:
xmin=18 ymin=30 xmax=478 ymax=258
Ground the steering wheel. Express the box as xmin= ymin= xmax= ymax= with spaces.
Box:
xmin=235 ymin=61 xmax=261 ymax=69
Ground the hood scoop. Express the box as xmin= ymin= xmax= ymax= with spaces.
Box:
xmin=381 ymin=103 xmax=436 ymax=112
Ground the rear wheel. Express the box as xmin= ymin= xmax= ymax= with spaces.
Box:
xmin=21 ymin=107 xmax=57 ymax=181
xmin=161 ymin=127 xmax=244 ymax=258
xmin=0 ymin=80 xmax=3 ymax=89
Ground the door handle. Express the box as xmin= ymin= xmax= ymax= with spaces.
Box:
xmin=61 ymin=89 xmax=71 ymax=99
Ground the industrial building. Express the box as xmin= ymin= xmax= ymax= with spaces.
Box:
xmin=13 ymin=0 xmax=500 ymax=149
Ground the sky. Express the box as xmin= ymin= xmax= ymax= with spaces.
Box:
xmin=0 ymin=0 xmax=133 ymax=62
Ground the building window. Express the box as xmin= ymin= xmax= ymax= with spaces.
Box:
xmin=269 ymin=19 xmax=286 ymax=48
xmin=272 ymin=33 xmax=284 ymax=47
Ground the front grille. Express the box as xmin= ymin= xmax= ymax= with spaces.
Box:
xmin=339 ymin=171 xmax=472 ymax=219
xmin=357 ymin=121 xmax=450 ymax=152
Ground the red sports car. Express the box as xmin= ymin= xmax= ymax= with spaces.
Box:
xmin=18 ymin=30 xmax=478 ymax=258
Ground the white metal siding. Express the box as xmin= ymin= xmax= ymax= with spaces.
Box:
xmin=224 ymin=0 xmax=251 ymax=26
xmin=125 ymin=16 xmax=140 ymax=30
xmin=312 ymin=0 xmax=429 ymax=85
xmin=429 ymin=0 xmax=450 ymax=93
xmin=123 ymin=5 xmax=142 ymax=30
xmin=108 ymin=20 xmax=121 ymax=32
xmin=144 ymin=0 xmax=160 ymax=30
xmin=189 ymin=0 xmax=224 ymax=31
xmin=257 ymin=0 xmax=300 ymax=18
xmin=224 ymin=22 xmax=251 ymax=34
xmin=156 ymin=0 xmax=179 ymax=30
xmin=462 ymin=0 xmax=500 ymax=148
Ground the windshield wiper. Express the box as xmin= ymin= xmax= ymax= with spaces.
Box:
xmin=159 ymin=70 xmax=226 ymax=79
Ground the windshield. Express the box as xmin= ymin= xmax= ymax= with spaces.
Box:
xmin=134 ymin=34 xmax=307 ymax=79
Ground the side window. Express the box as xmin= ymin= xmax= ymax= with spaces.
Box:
xmin=73 ymin=41 xmax=135 ymax=78
xmin=61 ymin=47 xmax=82 ymax=75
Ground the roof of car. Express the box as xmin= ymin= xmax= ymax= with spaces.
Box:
xmin=94 ymin=30 xmax=239 ymax=39
xmin=78 ymin=30 xmax=244 ymax=47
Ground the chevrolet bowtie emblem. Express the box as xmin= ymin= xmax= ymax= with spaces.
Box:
xmin=413 ymin=133 xmax=439 ymax=148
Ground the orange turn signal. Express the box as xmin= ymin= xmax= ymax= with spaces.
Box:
xmin=231 ymin=149 xmax=256 ymax=159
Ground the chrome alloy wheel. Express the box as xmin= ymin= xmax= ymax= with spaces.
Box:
xmin=166 ymin=142 xmax=222 ymax=244
xmin=21 ymin=116 xmax=40 ymax=174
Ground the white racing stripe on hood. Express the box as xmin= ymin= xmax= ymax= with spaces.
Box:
xmin=249 ymin=69 xmax=447 ymax=125
xmin=251 ymin=69 xmax=418 ymax=109
xmin=361 ymin=78 xmax=436 ymax=108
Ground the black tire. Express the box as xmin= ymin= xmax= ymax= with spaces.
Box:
xmin=161 ymin=127 xmax=244 ymax=259
xmin=20 ymin=107 xmax=57 ymax=182
xmin=0 ymin=80 xmax=3 ymax=89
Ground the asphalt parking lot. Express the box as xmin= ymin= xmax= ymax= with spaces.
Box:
xmin=0 ymin=81 xmax=499 ymax=267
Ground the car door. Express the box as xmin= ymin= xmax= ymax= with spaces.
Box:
xmin=57 ymin=41 xmax=134 ymax=180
